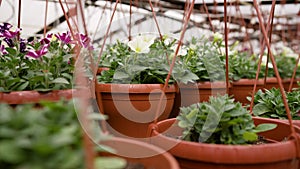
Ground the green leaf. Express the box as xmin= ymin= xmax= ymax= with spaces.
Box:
xmin=5 ymin=48 xmax=17 ymax=56
xmin=252 ymin=103 xmax=270 ymax=116
xmin=17 ymin=81 xmax=29 ymax=91
xmin=243 ymin=131 xmax=258 ymax=142
xmin=113 ymin=71 xmax=130 ymax=79
xmin=178 ymin=120 xmax=190 ymax=128
xmin=0 ymin=140 xmax=25 ymax=163
xmin=51 ymin=77 xmax=70 ymax=84
xmin=253 ymin=123 xmax=277 ymax=133
xmin=94 ymin=157 xmax=127 ymax=169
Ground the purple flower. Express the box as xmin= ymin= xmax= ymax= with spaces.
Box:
xmin=20 ymin=38 xmax=27 ymax=53
xmin=40 ymin=37 xmax=50 ymax=45
xmin=75 ymin=33 xmax=93 ymax=50
xmin=55 ymin=32 xmax=72 ymax=44
xmin=39 ymin=33 xmax=53 ymax=45
xmin=0 ymin=42 xmax=8 ymax=55
xmin=0 ymin=28 xmax=21 ymax=39
xmin=26 ymin=44 xmax=49 ymax=59
xmin=4 ymin=38 xmax=13 ymax=47
xmin=0 ymin=23 xmax=12 ymax=33
xmin=46 ymin=33 xmax=53 ymax=39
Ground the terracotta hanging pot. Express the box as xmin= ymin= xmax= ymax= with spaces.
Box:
xmin=265 ymin=77 xmax=300 ymax=91
xmin=229 ymin=79 xmax=266 ymax=105
xmin=170 ymin=81 xmax=228 ymax=118
xmin=98 ymin=137 xmax=180 ymax=169
xmin=0 ymin=89 xmax=76 ymax=104
xmin=148 ymin=117 xmax=300 ymax=169
xmin=95 ymin=83 xmax=176 ymax=138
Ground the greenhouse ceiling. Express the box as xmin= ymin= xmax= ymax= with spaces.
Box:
xmin=0 ymin=0 xmax=299 ymax=52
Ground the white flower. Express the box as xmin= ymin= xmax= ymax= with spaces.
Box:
xmin=261 ymin=55 xmax=273 ymax=68
xmin=219 ymin=46 xmax=234 ymax=56
xmin=282 ymin=46 xmax=298 ymax=59
xmin=213 ymin=32 xmax=223 ymax=42
xmin=128 ymin=35 xmax=155 ymax=54
xmin=139 ymin=34 xmax=156 ymax=46
xmin=171 ymin=44 xmax=188 ymax=57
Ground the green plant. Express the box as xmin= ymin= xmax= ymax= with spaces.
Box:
xmin=249 ymin=88 xmax=300 ymax=120
xmin=98 ymin=33 xmax=199 ymax=84
xmin=229 ymin=51 xmax=267 ymax=81
xmin=262 ymin=48 xmax=300 ymax=79
xmin=0 ymin=99 xmax=126 ymax=169
xmin=181 ymin=34 xmax=226 ymax=82
xmin=0 ymin=100 xmax=84 ymax=169
xmin=0 ymin=22 xmax=92 ymax=92
xmin=176 ymin=94 xmax=276 ymax=145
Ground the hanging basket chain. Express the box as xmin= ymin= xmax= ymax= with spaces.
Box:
xmin=153 ymin=0 xmax=196 ymax=125
xmin=249 ymin=0 xmax=276 ymax=114
xmin=224 ymin=0 xmax=230 ymax=94
xmin=288 ymin=54 xmax=300 ymax=92
xmin=253 ymin=0 xmax=297 ymax=136
xmin=263 ymin=1 xmax=276 ymax=89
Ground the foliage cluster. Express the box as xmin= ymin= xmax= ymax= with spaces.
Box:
xmin=177 ymin=95 xmax=276 ymax=145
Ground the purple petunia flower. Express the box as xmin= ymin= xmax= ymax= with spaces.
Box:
xmin=0 ymin=28 xmax=21 ymax=39
xmin=0 ymin=23 xmax=12 ymax=33
xmin=55 ymin=32 xmax=72 ymax=44
xmin=46 ymin=33 xmax=53 ymax=39
xmin=0 ymin=41 xmax=8 ymax=55
xmin=20 ymin=38 xmax=27 ymax=53
xmin=40 ymin=37 xmax=50 ymax=45
xmin=26 ymin=44 xmax=49 ymax=59
xmin=39 ymin=33 xmax=53 ymax=45
xmin=4 ymin=38 xmax=14 ymax=47
xmin=75 ymin=33 xmax=93 ymax=50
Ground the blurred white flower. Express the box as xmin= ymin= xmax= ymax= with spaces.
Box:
xmin=282 ymin=46 xmax=298 ymax=59
xmin=261 ymin=55 xmax=273 ymax=68
xmin=213 ymin=32 xmax=223 ymax=42
xmin=128 ymin=35 xmax=155 ymax=53
xmin=171 ymin=44 xmax=188 ymax=56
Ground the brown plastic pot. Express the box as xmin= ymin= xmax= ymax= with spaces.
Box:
xmin=149 ymin=117 xmax=300 ymax=169
xmin=0 ymin=89 xmax=75 ymax=104
xmin=99 ymin=137 xmax=180 ymax=169
xmin=95 ymin=83 xmax=176 ymax=138
xmin=229 ymin=79 xmax=266 ymax=105
xmin=170 ymin=81 xmax=228 ymax=118
xmin=265 ymin=77 xmax=300 ymax=91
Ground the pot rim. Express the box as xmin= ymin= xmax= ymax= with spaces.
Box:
xmin=96 ymin=83 xmax=176 ymax=93
xmin=150 ymin=117 xmax=300 ymax=164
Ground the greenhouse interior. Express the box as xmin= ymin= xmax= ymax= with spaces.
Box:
xmin=0 ymin=0 xmax=300 ymax=169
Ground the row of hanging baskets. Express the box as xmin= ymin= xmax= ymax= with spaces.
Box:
xmin=0 ymin=0 xmax=299 ymax=169
xmin=92 ymin=1 xmax=300 ymax=169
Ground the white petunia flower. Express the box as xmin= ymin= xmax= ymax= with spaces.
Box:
xmin=171 ymin=44 xmax=188 ymax=56
xmin=128 ymin=35 xmax=153 ymax=54
xmin=261 ymin=55 xmax=273 ymax=68
xmin=213 ymin=32 xmax=223 ymax=42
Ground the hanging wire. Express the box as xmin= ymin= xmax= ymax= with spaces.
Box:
xmin=148 ymin=0 xmax=163 ymax=41
xmin=43 ymin=0 xmax=49 ymax=38
xmin=58 ymin=0 xmax=75 ymax=39
xmin=235 ymin=1 xmax=254 ymax=54
xmin=288 ymin=54 xmax=300 ymax=92
xmin=91 ymin=1 xmax=109 ymax=42
xmin=263 ymin=0 xmax=276 ymax=88
xmin=17 ymin=0 xmax=21 ymax=40
xmin=65 ymin=0 xmax=79 ymax=33
xmin=202 ymin=0 xmax=215 ymax=33
xmin=249 ymin=0 xmax=276 ymax=114
xmin=252 ymin=0 xmax=296 ymax=136
xmin=153 ymin=0 xmax=196 ymax=124
xmin=224 ymin=0 xmax=230 ymax=94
